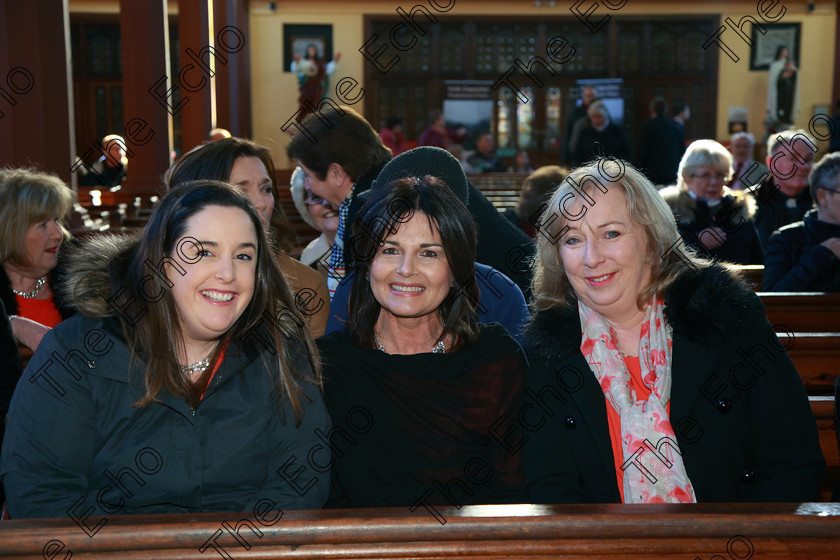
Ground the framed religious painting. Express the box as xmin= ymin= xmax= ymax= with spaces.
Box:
xmin=749 ymin=23 xmax=801 ymax=71
xmin=283 ymin=24 xmax=334 ymax=73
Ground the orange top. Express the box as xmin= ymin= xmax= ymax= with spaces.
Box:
xmin=15 ymin=293 xmax=62 ymax=328
xmin=605 ymin=356 xmax=670 ymax=503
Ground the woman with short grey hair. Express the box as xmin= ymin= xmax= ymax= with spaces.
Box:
xmin=660 ymin=139 xmax=763 ymax=264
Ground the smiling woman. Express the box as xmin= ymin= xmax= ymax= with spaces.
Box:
xmin=524 ymin=159 xmax=824 ymax=505
xmin=317 ymin=176 xmax=527 ymax=509
xmin=0 ymin=181 xmax=331 ymax=518
xmin=660 ymin=139 xmax=763 ymax=265
xmin=165 ymin=137 xmax=330 ymax=337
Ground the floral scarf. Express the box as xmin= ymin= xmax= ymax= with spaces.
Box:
xmin=578 ymin=298 xmax=696 ymax=504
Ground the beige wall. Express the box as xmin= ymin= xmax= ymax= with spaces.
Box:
xmin=250 ymin=0 xmax=836 ymax=168
xmin=69 ymin=1 xmax=836 ymax=167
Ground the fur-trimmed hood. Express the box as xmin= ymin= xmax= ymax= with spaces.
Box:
xmin=659 ymin=185 xmax=757 ymax=226
xmin=524 ymin=264 xmax=754 ymax=364
xmin=58 ymin=233 xmax=133 ymax=318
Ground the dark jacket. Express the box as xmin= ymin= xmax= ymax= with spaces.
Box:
xmin=563 ymin=104 xmax=589 ymax=165
xmin=636 ymin=115 xmax=681 ymax=186
xmin=0 ymin=300 xmax=23 ymax=507
xmin=660 ymin=186 xmax=764 ymax=265
xmin=574 ymin=122 xmax=631 ymax=167
xmin=750 ymin=179 xmax=813 ymax=248
xmin=0 ymin=236 xmax=331 ymax=518
xmin=523 ymin=264 xmax=824 ymax=503
xmin=763 ymin=209 xmax=840 ymax=291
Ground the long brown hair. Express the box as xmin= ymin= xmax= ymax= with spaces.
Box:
xmin=111 ymin=181 xmax=320 ymax=423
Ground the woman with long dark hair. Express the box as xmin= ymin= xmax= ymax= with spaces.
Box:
xmin=166 ymin=137 xmax=330 ymax=337
xmin=318 ymin=175 xmax=526 ymax=508
xmin=1 ymin=181 xmax=330 ymax=517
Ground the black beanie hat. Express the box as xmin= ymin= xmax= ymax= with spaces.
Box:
xmin=370 ymin=146 xmax=470 ymax=205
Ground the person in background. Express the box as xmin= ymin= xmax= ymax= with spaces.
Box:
xmin=574 ymin=101 xmax=631 ymax=167
xmin=509 ymin=150 xmax=534 ymax=173
xmin=1 ymin=182 xmax=330 ymax=518
xmin=287 ymin=105 xmax=392 ymax=299
xmin=636 ymin=97 xmax=681 ymax=186
xmin=660 ymin=139 xmax=763 ymax=264
xmin=749 ymin=128 xmax=816 ymax=247
xmin=78 ymin=134 xmax=128 ymax=188
xmin=727 ymin=132 xmax=757 ymax=190
xmin=504 ymin=165 xmax=568 ymax=239
xmin=464 ymin=133 xmax=506 ymax=174
xmin=418 ymin=109 xmax=467 ymax=149
xmin=764 ymin=152 xmax=840 ymax=291
xmin=524 ymin=159 xmax=823 ymax=503
xmin=379 ymin=117 xmax=408 ymax=157
xmin=209 ymin=128 xmax=231 ymax=141
xmin=166 ymin=137 xmax=330 ymax=337
xmin=0 ymin=168 xmax=76 ymax=353
xmin=672 ymin=103 xmax=690 ymax=156
xmin=563 ymin=85 xmax=597 ymax=166
xmin=319 ymin=175 xmax=526 ymax=508
xmin=289 ymin=167 xmax=339 ymax=271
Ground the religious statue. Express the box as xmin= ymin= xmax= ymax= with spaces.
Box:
xmin=291 ymin=44 xmax=341 ymax=120
xmin=766 ymin=45 xmax=800 ymax=131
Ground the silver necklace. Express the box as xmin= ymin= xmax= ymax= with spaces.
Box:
xmin=374 ymin=331 xmax=446 ymax=354
xmin=180 ymin=341 xmax=220 ymax=377
xmin=12 ymin=276 xmax=46 ymax=299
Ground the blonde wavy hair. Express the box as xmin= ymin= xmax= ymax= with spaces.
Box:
xmin=532 ymin=158 xmax=710 ymax=312
xmin=0 ymin=168 xmax=74 ymax=265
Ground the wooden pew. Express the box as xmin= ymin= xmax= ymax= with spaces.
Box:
xmin=468 ymin=172 xmax=530 ymax=211
xmin=1 ymin=504 xmax=838 ymax=559
xmin=759 ymin=292 xmax=840 ymax=333
xmin=776 ymin=333 xmax=840 ymax=394
xmin=812 ymin=395 xmax=839 ymax=500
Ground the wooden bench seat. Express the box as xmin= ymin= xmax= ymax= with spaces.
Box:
xmin=1 ymin=503 xmax=838 ymax=558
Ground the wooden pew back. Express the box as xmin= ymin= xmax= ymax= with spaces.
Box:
xmin=760 ymin=292 xmax=840 ymax=333
xmin=1 ymin=504 xmax=838 ymax=558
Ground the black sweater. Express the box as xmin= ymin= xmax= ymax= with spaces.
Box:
xmin=317 ymin=323 xmax=526 ymax=510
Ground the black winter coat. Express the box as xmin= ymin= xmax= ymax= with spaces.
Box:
xmin=0 ymin=235 xmax=331 ymax=518
xmin=574 ymin=122 xmax=631 ymax=167
xmin=763 ymin=209 xmax=840 ymax=291
xmin=523 ymin=265 xmax=824 ymax=503
xmin=636 ymin=115 xmax=681 ymax=186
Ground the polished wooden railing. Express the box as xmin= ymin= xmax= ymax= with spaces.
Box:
xmin=1 ymin=503 xmax=839 ymax=559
